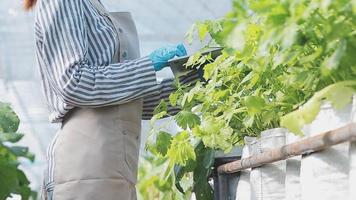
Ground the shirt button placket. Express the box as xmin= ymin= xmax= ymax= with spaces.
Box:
xmin=116 ymin=23 xmax=128 ymax=61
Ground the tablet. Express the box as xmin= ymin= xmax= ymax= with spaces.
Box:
xmin=168 ymin=48 xmax=222 ymax=77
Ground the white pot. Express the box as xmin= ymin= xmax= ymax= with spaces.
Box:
xmin=285 ymin=132 xmax=302 ymax=200
xmin=300 ymin=101 xmax=353 ymax=200
xmin=235 ymin=137 xmax=256 ymax=200
xmin=349 ymin=95 xmax=356 ymax=200
xmin=249 ymin=128 xmax=287 ymax=200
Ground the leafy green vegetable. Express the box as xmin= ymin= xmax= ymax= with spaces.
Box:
xmin=142 ymin=0 xmax=356 ymax=198
xmin=192 ymin=117 xmax=234 ymax=152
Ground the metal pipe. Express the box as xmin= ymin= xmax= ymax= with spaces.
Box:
xmin=217 ymin=123 xmax=356 ymax=174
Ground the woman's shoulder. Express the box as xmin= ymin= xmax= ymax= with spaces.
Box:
xmin=34 ymin=0 xmax=90 ymax=30
xmin=35 ymin=0 xmax=90 ymax=20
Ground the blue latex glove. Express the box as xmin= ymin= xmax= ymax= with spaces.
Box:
xmin=149 ymin=43 xmax=187 ymax=71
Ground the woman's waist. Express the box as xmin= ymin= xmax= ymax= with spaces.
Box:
xmin=62 ymin=99 xmax=143 ymax=128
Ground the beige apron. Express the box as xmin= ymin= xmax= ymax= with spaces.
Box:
xmin=43 ymin=1 xmax=144 ymax=199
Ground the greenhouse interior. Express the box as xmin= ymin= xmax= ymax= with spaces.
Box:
xmin=0 ymin=0 xmax=355 ymax=200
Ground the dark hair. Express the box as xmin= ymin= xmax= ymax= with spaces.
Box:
xmin=24 ymin=0 xmax=37 ymax=11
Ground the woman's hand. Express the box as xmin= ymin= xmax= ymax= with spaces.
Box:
xmin=149 ymin=43 xmax=187 ymax=71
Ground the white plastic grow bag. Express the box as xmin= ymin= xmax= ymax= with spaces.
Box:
xmin=349 ymin=95 xmax=356 ymax=200
xmin=300 ymin=102 xmax=353 ymax=200
xmin=235 ymin=137 xmax=255 ymax=200
xmin=233 ymin=96 xmax=356 ymax=200
xmin=285 ymin=132 xmax=302 ymax=200
xmin=249 ymin=128 xmax=287 ymax=200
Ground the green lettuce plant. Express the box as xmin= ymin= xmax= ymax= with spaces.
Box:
xmin=0 ymin=102 xmax=36 ymax=200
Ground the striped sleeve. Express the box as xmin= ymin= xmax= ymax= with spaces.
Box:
xmin=36 ymin=0 xmax=159 ymax=107
xmin=142 ymin=70 xmax=201 ymax=120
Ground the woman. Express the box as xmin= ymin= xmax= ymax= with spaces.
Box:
xmin=26 ymin=0 xmax=197 ymax=199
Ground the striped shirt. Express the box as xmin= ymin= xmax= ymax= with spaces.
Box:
xmin=34 ymin=0 xmax=194 ymax=123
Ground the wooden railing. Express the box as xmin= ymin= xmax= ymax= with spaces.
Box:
xmin=217 ymin=123 xmax=356 ymax=174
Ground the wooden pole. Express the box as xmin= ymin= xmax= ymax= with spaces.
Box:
xmin=217 ymin=123 xmax=356 ymax=174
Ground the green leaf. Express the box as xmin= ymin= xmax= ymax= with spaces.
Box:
xmin=321 ymin=39 xmax=347 ymax=76
xmin=8 ymin=146 xmax=35 ymax=162
xmin=186 ymin=52 xmax=202 ymax=67
xmin=174 ymin=164 xmax=194 ymax=194
xmin=169 ymin=92 xmax=179 ymax=107
xmin=167 ymin=131 xmax=196 ymax=166
xmin=146 ymin=131 xmax=173 ymax=157
xmin=244 ymin=96 xmax=266 ymax=116
xmin=193 ymin=143 xmax=214 ymax=200
xmin=0 ymin=102 xmax=34 ymax=200
xmin=281 ymin=81 xmax=356 ymax=134
xmin=193 ymin=117 xmax=233 ymax=151
xmin=0 ymin=157 xmax=18 ymax=200
xmin=203 ymin=63 xmax=216 ymax=80
xmin=280 ymin=112 xmax=305 ymax=135
xmin=174 ymin=110 xmax=201 ymax=129
xmin=150 ymin=111 xmax=168 ymax=126
xmin=281 ymin=97 xmax=323 ymax=135
xmin=185 ymin=24 xmax=196 ymax=44
xmin=325 ymin=85 xmax=354 ymax=109
xmin=197 ymin=23 xmax=209 ymax=41
xmin=156 ymin=131 xmax=173 ymax=156
xmin=153 ymin=100 xmax=168 ymax=115
xmin=202 ymin=149 xmax=215 ymax=169
xmin=0 ymin=102 xmax=20 ymax=133
xmin=14 ymin=170 xmax=32 ymax=200
xmin=154 ymin=175 xmax=174 ymax=191
xmin=299 ymin=99 xmax=322 ymax=124
xmin=0 ymin=133 xmax=24 ymax=143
